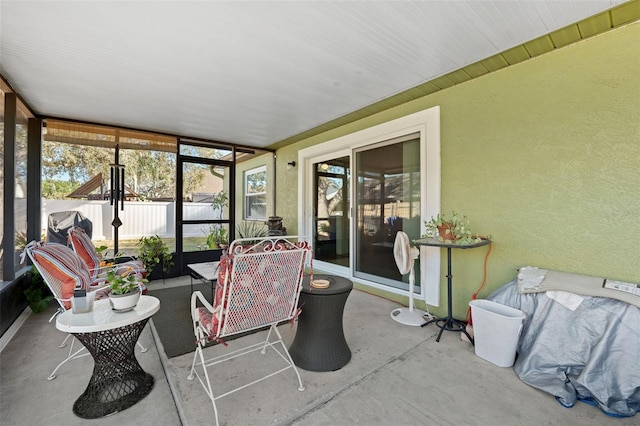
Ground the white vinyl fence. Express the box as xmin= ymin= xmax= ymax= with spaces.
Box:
xmin=42 ymin=199 xmax=218 ymax=241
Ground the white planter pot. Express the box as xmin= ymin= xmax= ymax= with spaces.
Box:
xmin=109 ymin=290 xmax=141 ymax=312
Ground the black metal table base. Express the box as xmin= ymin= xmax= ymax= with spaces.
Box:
xmin=72 ymin=319 xmax=154 ymax=419
xmin=422 ymin=316 xmax=473 ymax=343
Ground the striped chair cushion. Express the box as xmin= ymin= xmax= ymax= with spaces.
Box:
xmin=114 ymin=260 xmax=147 ymax=278
xmin=31 ymin=243 xmax=92 ymax=309
xmin=68 ymin=227 xmax=101 ymax=273
xmin=68 ymin=226 xmax=147 ymax=279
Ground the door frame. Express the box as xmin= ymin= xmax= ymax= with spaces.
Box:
xmin=297 ymin=106 xmax=442 ymax=306
xmin=300 ymin=149 xmax=352 ymax=278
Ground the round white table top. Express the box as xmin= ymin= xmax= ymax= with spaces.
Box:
xmin=56 ymin=295 xmax=160 ymax=333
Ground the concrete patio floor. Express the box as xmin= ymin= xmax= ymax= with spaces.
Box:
xmin=1 ymin=275 xmax=635 ymax=425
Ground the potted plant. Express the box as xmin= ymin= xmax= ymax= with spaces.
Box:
xmin=137 ymin=235 xmax=174 ymax=276
xmin=24 ymin=266 xmax=54 ymax=313
xmin=210 ymin=190 xmax=229 ymax=218
xmin=236 ymin=220 xmax=268 ymax=243
xmin=95 ymin=244 xmax=115 ymax=267
xmin=205 ymin=190 xmax=231 ymax=249
xmin=423 ymin=211 xmax=482 ymax=245
xmin=206 ymin=225 xmax=229 ymax=249
xmin=106 ymin=267 xmax=148 ymax=312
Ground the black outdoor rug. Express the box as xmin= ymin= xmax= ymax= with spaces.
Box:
xmin=149 ymin=282 xmax=274 ymax=359
xmin=149 ymin=282 xmax=214 ymax=358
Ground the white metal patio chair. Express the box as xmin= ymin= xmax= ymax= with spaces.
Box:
xmin=22 ymin=241 xmax=147 ymax=381
xmin=188 ymin=236 xmax=312 ymax=426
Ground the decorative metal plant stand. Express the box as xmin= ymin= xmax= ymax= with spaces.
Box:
xmin=71 ymin=320 xmax=154 ymax=418
xmin=55 ymin=296 xmax=160 ymax=419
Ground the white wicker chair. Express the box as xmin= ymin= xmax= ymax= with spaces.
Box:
xmin=188 ymin=236 xmax=312 ymax=425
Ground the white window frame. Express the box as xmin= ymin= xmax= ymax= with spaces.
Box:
xmin=244 ymin=166 xmax=267 ymax=220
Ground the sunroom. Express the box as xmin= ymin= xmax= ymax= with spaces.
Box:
xmin=1 ymin=1 xmax=639 ymax=424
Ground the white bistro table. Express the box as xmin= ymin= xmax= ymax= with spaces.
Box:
xmin=56 ymin=295 xmax=160 ymax=419
xmin=187 ymin=261 xmax=219 ymax=294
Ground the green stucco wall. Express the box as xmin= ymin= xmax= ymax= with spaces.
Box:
xmin=275 ymin=23 xmax=640 ymax=318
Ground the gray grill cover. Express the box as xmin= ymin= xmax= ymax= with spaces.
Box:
xmin=489 ymin=280 xmax=640 ymax=417
xmin=47 ymin=211 xmax=92 ymax=245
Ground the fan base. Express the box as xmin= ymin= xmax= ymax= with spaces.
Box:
xmin=390 ymin=307 xmax=430 ymax=326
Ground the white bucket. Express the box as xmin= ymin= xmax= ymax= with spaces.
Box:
xmin=469 ymin=299 xmax=526 ymax=367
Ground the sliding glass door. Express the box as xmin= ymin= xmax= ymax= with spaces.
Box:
xmin=300 ymin=107 xmax=440 ymax=301
xmin=354 ymin=135 xmax=421 ymax=291
xmin=308 ymin=136 xmax=422 ymax=292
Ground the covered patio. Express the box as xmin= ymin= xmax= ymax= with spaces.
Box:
xmin=1 ymin=1 xmax=639 ymax=424
xmin=2 ymin=276 xmax=634 ymax=425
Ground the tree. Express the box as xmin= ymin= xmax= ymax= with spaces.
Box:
xmin=246 ymin=169 xmax=266 ymax=194
xmin=42 ymin=142 xmax=112 ymax=185
xmin=41 ymin=179 xmax=77 ymax=199
xmin=41 ymin=141 xmax=206 ymax=200
xmin=122 ymin=149 xmax=181 ymax=200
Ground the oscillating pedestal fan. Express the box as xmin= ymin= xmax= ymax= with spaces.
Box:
xmin=390 ymin=231 xmax=430 ymax=326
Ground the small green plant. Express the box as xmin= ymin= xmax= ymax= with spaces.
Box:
xmin=94 ymin=245 xmax=125 ymax=267
xmin=423 ymin=211 xmax=481 ymax=245
xmin=319 ymin=222 xmax=331 ymax=234
xmin=206 ymin=225 xmax=228 ymax=248
xmin=236 ymin=220 xmax=269 ymax=246
xmin=24 ymin=266 xmax=54 ymax=313
xmin=94 ymin=244 xmax=109 ymax=258
xmin=137 ymin=235 xmax=174 ymax=275
xmin=211 ymin=191 xmax=229 ymax=218
xmin=106 ymin=267 xmax=148 ymax=295
xmin=15 ymin=231 xmax=28 ymax=251
xmin=236 ymin=221 xmax=268 ymax=239
xmin=205 ymin=190 xmax=231 ymax=248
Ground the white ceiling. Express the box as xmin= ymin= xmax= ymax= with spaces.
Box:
xmin=0 ymin=1 xmax=625 ymax=149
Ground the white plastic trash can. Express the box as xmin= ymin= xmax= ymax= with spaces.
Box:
xmin=469 ymin=299 xmax=526 ymax=367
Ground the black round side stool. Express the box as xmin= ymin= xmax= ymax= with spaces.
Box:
xmin=289 ymin=274 xmax=352 ymax=371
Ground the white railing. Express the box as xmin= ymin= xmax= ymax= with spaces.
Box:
xmin=41 ymin=199 xmax=219 ymax=241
